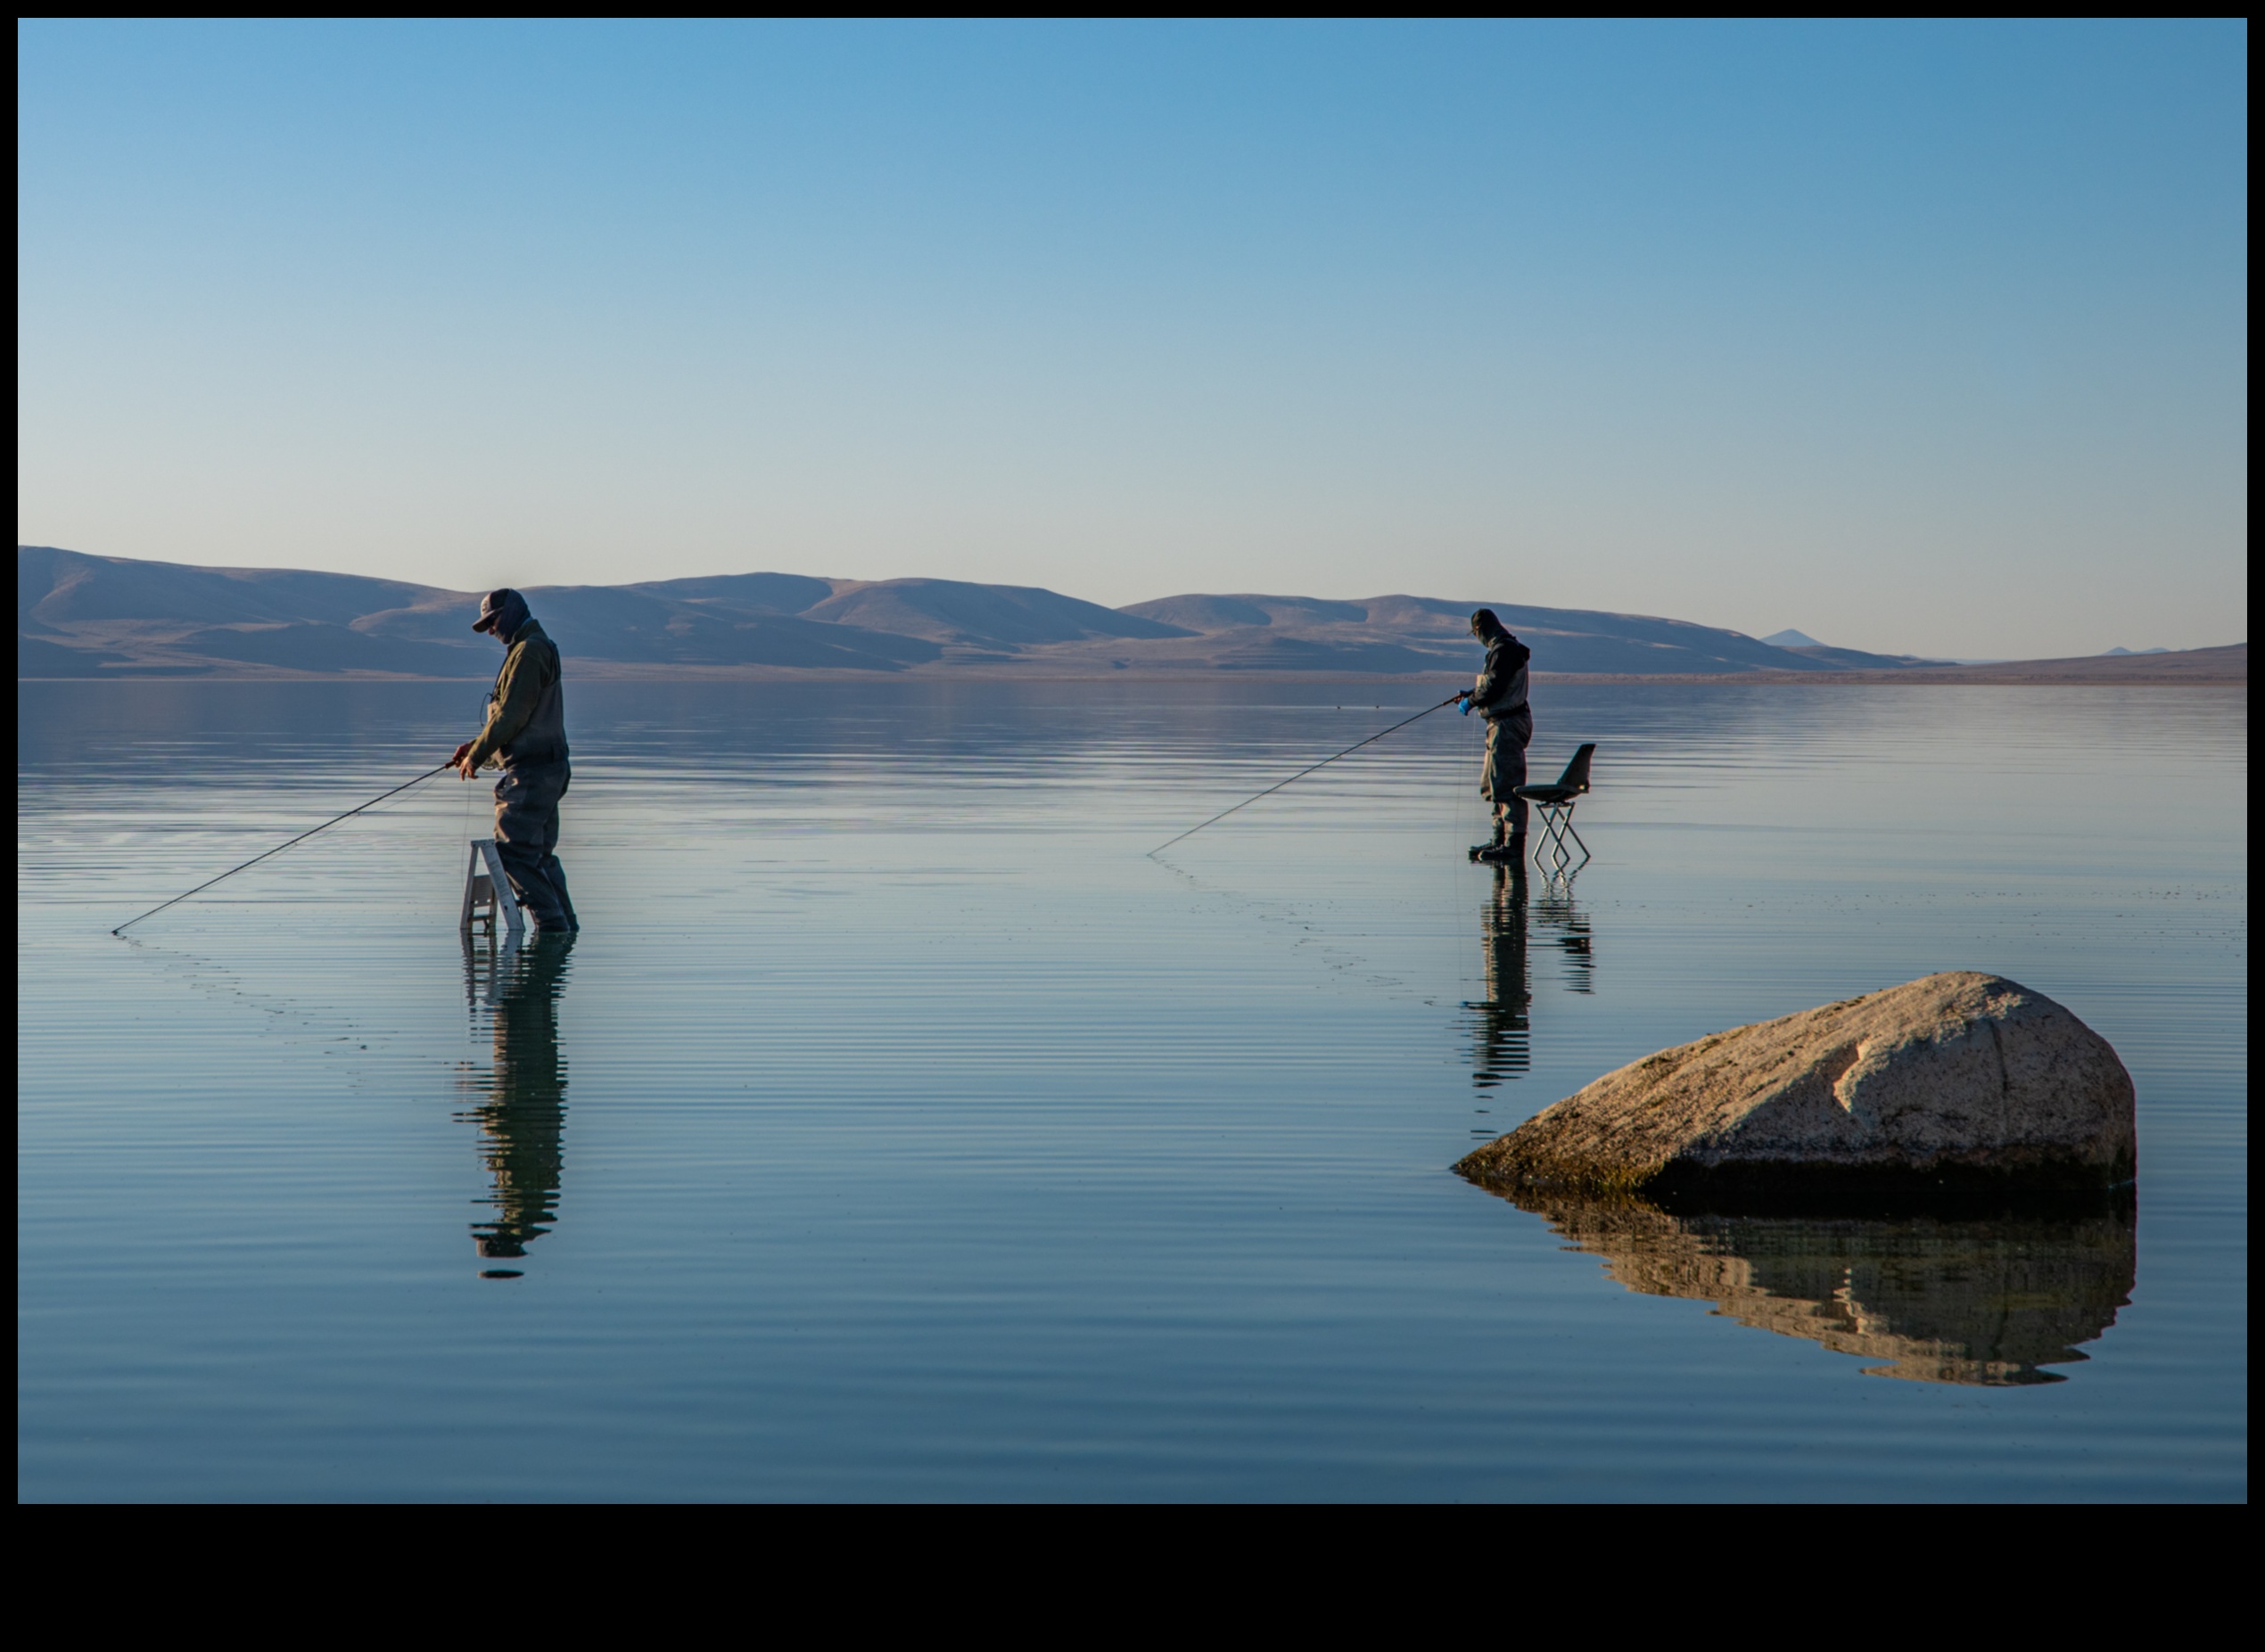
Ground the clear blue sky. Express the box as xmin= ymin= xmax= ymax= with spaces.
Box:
xmin=17 ymin=21 xmax=2248 ymax=655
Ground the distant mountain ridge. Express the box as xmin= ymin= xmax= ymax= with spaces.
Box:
xmin=18 ymin=547 xmax=1190 ymax=678
xmin=1114 ymin=591 xmax=1832 ymax=675
xmin=15 ymin=546 xmax=2242 ymax=682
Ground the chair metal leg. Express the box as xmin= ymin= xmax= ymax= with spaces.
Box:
xmin=1533 ymin=803 xmax=1591 ymax=872
xmin=1558 ymin=808 xmax=1591 ymax=869
xmin=1534 ymin=804 xmax=1568 ymax=869
xmin=460 ymin=838 xmax=524 ymax=938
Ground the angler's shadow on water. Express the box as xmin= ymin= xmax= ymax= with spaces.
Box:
xmin=458 ymin=933 xmax=574 ymax=1274
xmin=1465 ymin=865 xmax=1592 ymax=1091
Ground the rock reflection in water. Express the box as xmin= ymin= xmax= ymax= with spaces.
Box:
xmin=1491 ymin=1187 xmax=2136 ymax=1385
xmin=457 ymin=933 xmax=574 ymax=1264
xmin=1464 ymin=867 xmax=1594 ymax=1090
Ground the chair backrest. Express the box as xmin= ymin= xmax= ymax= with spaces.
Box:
xmin=1554 ymin=743 xmax=1597 ymax=794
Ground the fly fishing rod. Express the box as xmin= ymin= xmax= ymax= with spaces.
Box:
xmin=1149 ymin=692 xmax=1467 ymax=857
xmin=111 ymin=763 xmax=455 ymax=935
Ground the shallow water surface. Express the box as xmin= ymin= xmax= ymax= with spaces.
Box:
xmin=17 ymin=680 xmax=2248 ymax=1500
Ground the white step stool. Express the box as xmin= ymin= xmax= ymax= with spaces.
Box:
xmin=459 ymin=839 xmax=525 ymax=938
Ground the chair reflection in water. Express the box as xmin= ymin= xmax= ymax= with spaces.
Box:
xmin=1465 ymin=864 xmax=1595 ymax=1097
xmin=1530 ymin=867 xmax=1594 ymax=994
xmin=1513 ymin=743 xmax=1596 ymax=872
xmin=459 ymin=931 xmax=574 ymax=1267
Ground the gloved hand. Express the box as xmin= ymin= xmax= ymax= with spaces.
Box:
xmin=1459 ymin=694 xmax=1474 ymax=716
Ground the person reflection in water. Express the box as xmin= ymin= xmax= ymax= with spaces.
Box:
xmin=1467 ymin=866 xmax=1596 ymax=1092
xmin=459 ymin=933 xmax=574 ymax=1266
xmin=1468 ymin=865 xmax=1533 ymax=1088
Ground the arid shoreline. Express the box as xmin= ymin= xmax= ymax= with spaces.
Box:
xmin=19 ymin=660 xmax=2246 ymax=687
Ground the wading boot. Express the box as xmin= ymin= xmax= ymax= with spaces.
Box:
xmin=1476 ymin=832 xmax=1526 ymax=866
xmin=1470 ymin=820 xmax=1511 ymax=863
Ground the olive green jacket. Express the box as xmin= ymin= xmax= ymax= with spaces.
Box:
xmin=468 ymin=620 xmax=568 ymax=769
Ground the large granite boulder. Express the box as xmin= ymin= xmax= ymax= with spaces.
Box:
xmin=1457 ymin=973 xmax=2135 ymax=1196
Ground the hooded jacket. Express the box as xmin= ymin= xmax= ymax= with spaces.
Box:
xmin=1470 ymin=632 xmax=1532 ymax=726
xmin=467 ymin=618 xmax=568 ymax=769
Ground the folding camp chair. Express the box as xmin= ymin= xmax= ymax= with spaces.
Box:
xmin=1514 ymin=743 xmax=1596 ymax=871
xmin=459 ymin=839 xmax=524 ymax=939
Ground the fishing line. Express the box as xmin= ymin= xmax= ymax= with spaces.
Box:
xmin=1149 ymin=692 xmax=1466 ymax=858
xmin=111 ymin=763 xmax=454 ymax=935
xmin=1463 ymin=699 xmax=1490 ymax=848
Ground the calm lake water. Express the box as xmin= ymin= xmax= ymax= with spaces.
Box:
xmin=17 ymin=679 xmax=2247 ymax=1500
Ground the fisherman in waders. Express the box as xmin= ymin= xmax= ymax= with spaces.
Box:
xmin=450 ymin=588 xmax=579 ymax=933
xmin=1462 ymin=608 xmax=1532 ymax=865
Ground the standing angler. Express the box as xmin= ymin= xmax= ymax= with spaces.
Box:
xmin=450 ymin=588 xmax=580 ymax=933
xmin=1462 ymin=608 xmax=1533 ymax=865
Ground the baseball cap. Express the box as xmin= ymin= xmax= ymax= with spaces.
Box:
xmin=472 ymin=588 xmax=526 ymax=635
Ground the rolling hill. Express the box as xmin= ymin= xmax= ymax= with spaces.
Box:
xmin=16 ymin=546 xmax=2244 ymax=682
